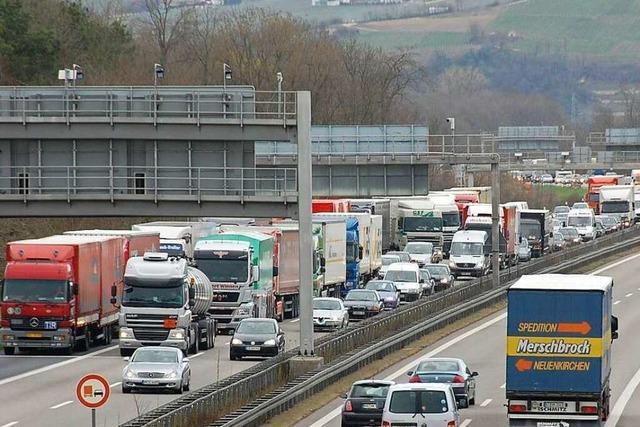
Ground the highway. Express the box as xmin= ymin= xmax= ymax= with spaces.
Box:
xmin=294 ymin=253 xmax=640 ymax=427
xmin=0 ymin=318 xmax=323 ymax=427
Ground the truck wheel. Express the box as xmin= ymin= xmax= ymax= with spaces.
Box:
xmin=3 ymin=347 xmax=15 ymax=355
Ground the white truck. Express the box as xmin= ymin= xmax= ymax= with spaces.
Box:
xmin=132 ymin=221 xmax=214 ymax=259
xmin=427 ymin=192 xmax=461 ymax=257
xmin=567 ymin=208 xmax=596 ymax=241
xmin=390 ymin=198 xmax=444 ymax=252
xmin=599 ymin=184 xmax=635 ymax=227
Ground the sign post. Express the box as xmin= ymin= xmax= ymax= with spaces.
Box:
xmin=76 ymin=373 xmax=110 ymax=427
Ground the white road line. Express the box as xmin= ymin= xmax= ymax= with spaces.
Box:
xmin=614 ymin=300 xmax=621 ymax=305
xmin=592 ymin=252 xmax=640 ymax=274
xmin=1 ymin=422 xmax=19 ymax=427
xmin=625 ymin=293 xmax=633 ymax=298
xmin=291 ymin=318 xmax=300 ymax=323
xmin=49 ymin=400 xmax=73 ymax=409
xmin=605 ymin=366 xmax=640 ymax=427
xmin=460 ymin=419 xmax=472 ymax=427
xmin=480 ymin=398 xmax=492 ymax=407
xmin=109 ymin=382 xmax=122 ymax=388
xmin=0 ymin=345 xmax=118 ymax=387
xmin=190 ymin=352 xmax=204 ymax=359
xmin=500 ymin=383 xmax=506 ymax=389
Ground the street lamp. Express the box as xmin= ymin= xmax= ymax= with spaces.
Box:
xmin=223 ymin=63 xmax=232 ymax=91
xmin=72 ymin=64 xmax=84 ymax=87
xmin=153 ymin=63 xmax=164 ymax=87
xmin=446 ymin=117 xmax=455 ymax=153
xmin=277 ymin=72 xmax=283 ymax=116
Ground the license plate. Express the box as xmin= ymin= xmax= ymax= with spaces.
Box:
xmin=353 ymin=311 xmax=365 ymax=316
xmin=142 ymin=380 xmax=158 ymax=385
xmin=44 ymin=321 xmax=57 ymax=330
xmin=532 ymin=401 xmax=569 ymax=412
xmin=461 ymin=272 xmax=471 ymax=276
xmin=246 ymin=346 xmax=261 ymax=351
xmin=26 ymin=332 xmax=42 ymax=338
xmin=362 ymin=403 xmax=377 ymax=409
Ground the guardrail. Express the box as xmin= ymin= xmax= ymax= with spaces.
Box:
xmin=121 ymin=225 xmax=640 ymax=427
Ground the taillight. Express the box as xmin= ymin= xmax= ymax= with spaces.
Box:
xmin=581 ymin=405 xmax=598 ymax=414
xmin=447 ymin=421 xmax=457 ymax=427
xmin=453 ymin=375 xmax=465 ymax=383
xmin=509 ymin=404 xmax=526 ymax=413
xmin=409 ymin=374 xmax=421 ymax=383
xmin=344 ymin=400 xmax=353 ymax=412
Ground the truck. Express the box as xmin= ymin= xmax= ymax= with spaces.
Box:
xmin=193 ymin=232 xmax=274 ymax=333
xmin=446 ymin=186 xmax=492 ymax=204
xmin=447 ymin=191 xmax=480 ymax=222
xmin=506 ymin=274 xmax=618 ymax=426
xmin=599 ymin=185 xmax=635 ymax=227
xmin=117 ymin=252 xmax=216 ymax=357
xmin=312 ymin=199 xmax=350 ymax=213
xmin=369 ymin=215 xmax=383 ymax=277
xmin=428 ymin=192 xmax=462 ymax=256
xmin=312 ymin=219 xmax=347 ymax=297
xmin=520 ymin=209 xmax=551 ymax=257
xmin=390 ymin=198 xmax=444 ymax=251
xmin=585 ymin=176 xmax=619 ymax=212
xmin=502 ymin=205 xmax=521 ymax=267
xmin=463 ymin=216 xmax=509 ymax=268
xmin=448 ymin=230 xmax=491 ymax=278
xmin=1 ymin=235 xmax=125 ymax=355
xmin=131 ymin=221 xmax=214 ymax=259
xmin=64 ymin=229 xmax=160 ymax=261
xmin=219 ymin=224 xmax=300 ymax=322
xmin=350 ymin=198 xmax=392 ymax=252
xmin=567 ymin=208 xmax=597 ymax=242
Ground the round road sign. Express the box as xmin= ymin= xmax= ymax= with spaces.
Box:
xmin=76 ymin=373 xmax=110 ymax=409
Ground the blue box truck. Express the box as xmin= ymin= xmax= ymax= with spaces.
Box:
xmin=506 ymin=274 xmax=618 ymax=426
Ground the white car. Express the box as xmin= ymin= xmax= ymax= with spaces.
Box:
xmin=379 ymin=254 xmax=401 ymax=278
xmin=384 ymin=262 xmax=423 ymax=302
xmin=381 ymin=383 xmax=460 ymax=427
xmin=403 ymin=241 xmax=435 ymax=266
xmin=312 ymin=297 xmax=349 ymax=331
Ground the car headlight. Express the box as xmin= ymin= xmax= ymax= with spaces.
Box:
xmin=119 ymin=328 xmax=134 ymax=339
xmin=166 ymin=370 xmax=178 ymax=379
xmin=231 ymin=338 xmax=243 ymax=345
xmin=168 ymin=329 xmax=185 ymax=340
xmin=125 ymin=369 xmax=135 ymax=379
xmin=441 ymin=278 xmax=449 ymax=284
xmin=448 ymin=260 xmax=456 ymax=268
xmin=236 ymin=304 xmax=253 ymax=316
xmin=263 ymin=339 xmax=276 ymax=346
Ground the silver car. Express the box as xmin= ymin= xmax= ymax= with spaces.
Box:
xmin=122 ymin=347 xmax=191 ymax=394
xmin=313 ymin=297 xmax=349 ymax=330
xmin=406 ymin=357 xmax=478 ymax=407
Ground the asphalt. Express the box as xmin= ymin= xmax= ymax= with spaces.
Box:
xmin=0 ymin=318 xmax=324 ymax=427
xmin=293 ymin=253 xmax=640 ymax=427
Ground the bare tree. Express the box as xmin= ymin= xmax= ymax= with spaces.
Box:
xmin=143 ymin=0 xmax=193 ymax=66
xmin=186 ymin=5 xmax=220 ymax=84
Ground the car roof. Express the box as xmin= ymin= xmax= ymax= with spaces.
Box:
xmin=386 ymin=262 xmax=419 ymax=270
xmin=135 ymin=346 xmax=179 ymax=353
xmin=240 ymin=318 xmax=277 ymax=324
xmin=314 ymin=297 xmax=342 ymax=302
xmin=352 ymin=380 xmax=395 ymax=386
xmin=389 ymin=383 xmax=452 ymax=391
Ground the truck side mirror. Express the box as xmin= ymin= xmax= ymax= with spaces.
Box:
xmin=252 ymin=265 xmax=260 ymax=281
xmin=320 ymin=257 xmax=326 ymax=267
xmin=110 ymin=284 xmax=117 ymax=298
xmin=272 ymin=266 xmax=279 ymax=277
xmin=358 ymin=246 xmax=363 ymax=260
xmin=612 ymin=315 xmax=619 ymax=340
xmin=188 ymin=287 xmax=196 ymax=300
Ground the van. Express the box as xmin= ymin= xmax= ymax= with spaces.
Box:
xmin=383 ymin=262 xmax=423 ymax=302
xmin=448 ymin=230 xmax=490 ymax=278
xmin=381 ymin=383 xmax=460 ymax=427
xmin=566 ymin=208 xmax=596 ymax=241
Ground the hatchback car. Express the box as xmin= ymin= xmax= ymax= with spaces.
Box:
xmin=407 ymin=357 xmax=478 ymax=407
xmin=313 ymin=297 xmax=349 ymax=331
xmin=381 ymin=383 xmax=460 ymax=427
xmin=341 ymin=380 xmax=394 ymax=426
xmin=365 ymin=280 xmax=400 ymax=310
xmin=422 ymin=264 xmax=455 ymax=291
xmin=343 ymin=289 xmax=383 ymax=320
xmin=550 ymin=232 xmax=565 ymax=252
xmin=229 ymin=318 xmax=285 ymax=360
xmin=558 ymin=226 xmax=581 ymax=247
xmin=122 ymin=347 xmax=190 ymax=394
xmin=385 ymin=251 xmax=411 ymax=264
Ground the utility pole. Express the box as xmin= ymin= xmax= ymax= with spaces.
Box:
xmin=491 ymin=158 xmax=501 ymax=289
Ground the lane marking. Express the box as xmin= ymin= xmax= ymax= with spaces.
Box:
xmin=480 ymin=398 xmax=492 ymax=407
xmin=460 ymin=419 xmax=472 ymax=427
xmin=500 ymin=383 xmax=506 ymax=389
xmin=190 ymin=352 xmax=204 ymax=359
xmin=625 ymin=293 xmax=633 ymax=298
xmin=49 ymin=400 xmax=73 ymax=409
xmin=109 ymin=382 xmax=122 ymax=388
xmin=605 ymin=366 xmax=640 ymax=427
xmin=1 ymin=422 xmax=19 ymax=427
xmin=592 ymin=252 xmax=640 ymax=274
xmin=614 ymin=300 xmax=621 ymax=305
xmin=0 ymin=345 xmax=118 ymax=387
xmin=291 ymin=319 xmax=300 ymax=323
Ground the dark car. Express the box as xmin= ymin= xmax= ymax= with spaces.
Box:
xmin=229 ymin=318 xmax=285 ymax=360
xmin=343 ymin=289 xmax=383 ymax=320
xmin=418 ymin=268 xmax=436 ymax=296
xmin=422 ymin=263 xmax=455 ymax=292
xmin=341 ymin=380 xmax=394 ymax=427
xmin=558 ymin=226 xmax=581 ymax=247
xmin=364 ymin=280 xmax=399 ymax=310
xmin=407 ymin=357 xmax=478 ymax=407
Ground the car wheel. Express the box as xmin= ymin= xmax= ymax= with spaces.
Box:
xmin=175 ymin=381 xmax=183 ymax=394
xmin=183 ymin=376 xmax=190 ymax=392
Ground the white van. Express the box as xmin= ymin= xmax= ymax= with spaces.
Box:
xmin=381 ymin=383 xmax=460 ymax=427
xmin=383 ymin=262 xmax=423 ymax=302
xmin=449 ymin=230 xmax=490 ymax=278
xmin=566 ymin=208 xmax=596 ymax=241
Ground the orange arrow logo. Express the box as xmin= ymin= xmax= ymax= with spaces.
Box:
xmin=515 ymin=359 xmax=533 ymax=372
xmin=558 ymin=321 xmax=591 ymax=335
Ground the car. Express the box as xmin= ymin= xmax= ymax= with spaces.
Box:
xmin=365 ymin=280 xmax=400 ymax=310
xmin=381 ymin=383 xmax=461 ymax=427
xmin=419 ymin=269 xmax=436 ymax=296
xmin=385 ymin=251 xmax=411 ymax=264
xmin=597 ymin=215 xmax=619 ymax=233
xmin=403 ymin=241 xmax=436 ymax=266
xmin=558 ymin=226 xmax=581 ymax=247
xmin=229 ymin=318 xmax=285 ymax=360
xmin=551 ymin=219 xmax=563 ymax=233
xmin=518 ymin=237 xmax=532 ymax=262
xmin=343 ymin=289 xmax=383 ymax=320
xmin=406 ymin=357 xmax=478 ymax=407
xmin=121 ymin=347 xmax=190 ymax=394
xmin=422 ymin=263 xmax=455 ymax=291
xmin=341 ymin=380 xmax=394 ymax=427
xmin=379 ymin=254 xmax=401 ymax=278
xmin=313 ymin=297 xmax=349 ymax=331
xmin=594 ymin=219 xmax=605 ymax=238
xmin=571 ymin=202 xmax=590 ymax=210
xmin=540 ymin=174 xmax=554 ymax=184
xmin=384 ymin=262 xmax=423 ymax=302
xmin=550 ymin=232 xmax=565 ymax=252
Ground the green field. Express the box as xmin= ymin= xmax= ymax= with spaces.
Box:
xmin=355 ymin=30 xmax=468 ymax=51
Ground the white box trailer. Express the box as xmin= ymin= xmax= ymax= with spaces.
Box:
xmin=131 ymin=221 xmax=214 ymax=259
xmin=370 ymin=215 xmax=383 ymax=275
xmin=599 ymin=185 xmax=635 ymax=226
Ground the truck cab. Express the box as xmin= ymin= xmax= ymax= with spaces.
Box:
xmin=393 ymin=198 xmax=444 ymax=251
xmin=599 ymin=184 xmax=635 ymax=227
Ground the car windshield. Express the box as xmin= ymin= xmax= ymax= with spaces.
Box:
xmin=404 ymin=243 xmax=433 ymax=254
xmin=313 ymin=299 xmax=341 ymax=310
xmin=346 ymin=291 xmax=377 ymax=301
xmin=382 ymin=256 xmax=400 ymax=266
xmin=366 ymin=281 xmax=394 ymax=292
xmin=451 ymin=242 xmax=483 ymax=256
xmin=559 ymin=228 xmax=579 ymax=238
xmin=384 ymin=270 xmax=417 ymax=282
xmin=350 ymin=383 xmax=390 ymax=398
xmin=568 ymin=216 xmax=592 ymax=227
xmin=2 ymin=279 xmax=67 ymax=303
xmin=122 ymin=284 xmax=184 ymax=308
xmin=403 ymin=217 xmax=443 ymax=232
xmin=387 ymin=252 xmax=409 ymax=262
xmin=196 ymin=258 xmax=249 ymax=283
xmin=572 ymin=203 xmax=589 ymax=209
xmin=425 ymin=265 xmax=449 ymax=276
xmin=417 ymin=360 xmax=461 ymax=372
xmin=389 ymin=390 xmax=449 ymax=414
xmin=554 ymin=206 xmax=570 ymax=214
xmin=601 ymin=201 xmax=629 ymax=213
xmin=236 ymin=321 xmax=276 ymax=334
xmin=132 ymin=349 xmax=178 ymax=363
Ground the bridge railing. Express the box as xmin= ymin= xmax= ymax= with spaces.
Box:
xmin=0 ymin=166 xmax=298 ymax=200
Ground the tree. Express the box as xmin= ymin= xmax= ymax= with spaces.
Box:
xmin=143 ymin=0 xmax=193 ymax=66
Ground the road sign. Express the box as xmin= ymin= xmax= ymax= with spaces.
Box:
xmin=76 ymin=373 xmax=110 ymax=409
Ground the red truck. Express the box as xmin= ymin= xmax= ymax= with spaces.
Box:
xmin=1 ymin=235 xmax=125 ymax=355
xmin=312 ymin=199 xmax=350 ymax=213
xmin=63 ymin=229 xmax=160 ymax=261
xmin=585 ymin=176 xmax=618 ymax=212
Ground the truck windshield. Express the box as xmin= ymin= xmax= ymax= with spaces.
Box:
xmin=588 ymin=192 xmax=599 ymax=202
xmin=197 ymin=258 xmax=249 ymax=283
xmin=601 ymin=201 xmax=629 ymax=213
xmin=122 ymin=285 xmax=184 ymax=308
xmin=521 ymin=220 xmax=541 ymax=238
xmin=442 ymin=212 xmax=461 ymax=228
xmin=568 ymin=217 xmax=592 ymax=227
xmin=2 ymin=279 xmax=67 ymax=303
xmin=403 ymin=217 xmax=443 ymax=232
xmin=451 ymin=242 xmax=483 ymax=256
xmin=346 ymin=242 xmax=359 ymax=263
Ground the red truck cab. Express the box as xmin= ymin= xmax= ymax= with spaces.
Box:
xmin=312 ymin=199 xmax=350 ymax=213
xmin=585 ymin=176 xmax=618 ymax=211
